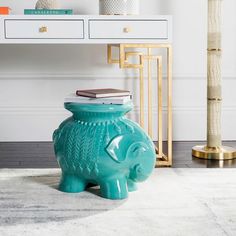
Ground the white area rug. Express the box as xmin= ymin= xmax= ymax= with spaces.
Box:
xmin=0 ymin=168 xmax=236 ymax=236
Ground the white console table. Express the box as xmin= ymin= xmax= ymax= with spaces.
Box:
xmin=0 ymin=15 xmax=172 ymax=166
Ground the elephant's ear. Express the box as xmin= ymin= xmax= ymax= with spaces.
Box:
xmin=106 ymin=134 xmax=135 ymax=163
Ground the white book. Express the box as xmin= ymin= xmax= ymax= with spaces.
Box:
xmin=64 ymin=94 xmax=132 ymax=105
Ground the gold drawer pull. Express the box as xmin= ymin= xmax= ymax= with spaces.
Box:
xmin=123 ymin=27 xmax=131 ymax=33
xmin=39 ymin=26 xmax=48 ymax=33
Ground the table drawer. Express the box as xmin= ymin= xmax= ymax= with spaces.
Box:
xmin=89 ymin=20 xmax=168 ymax=39
xmin=5 ymin=20 xmax=84 ymax=39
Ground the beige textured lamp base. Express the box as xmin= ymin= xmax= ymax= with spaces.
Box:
xmin=192 ymin=145 xmax=236 ymax=160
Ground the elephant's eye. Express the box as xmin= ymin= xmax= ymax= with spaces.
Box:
xmin=133 ymin=146 xmax=147 ymax=154
xmin=132 ymin=146 xmax=140 ymax=153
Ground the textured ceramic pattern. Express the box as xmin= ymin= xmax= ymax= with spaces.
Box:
xmin=35 ymin=0 xmax=59 ymax=9
xmin=99 ymin=0 xmax=139 ymax=15
xmin=53 ymin=102 xmax=155 ymax=199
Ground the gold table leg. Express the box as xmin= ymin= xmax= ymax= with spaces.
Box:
xmin=107 ymin=44 xmax=173 ymax=167
xmin=147 ymin=48 xmax=153 ymax=139
xmin=167 ymin=46 xmax=173 ymax=166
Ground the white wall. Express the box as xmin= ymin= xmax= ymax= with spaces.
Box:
xmin=0 ymin=0 xmax=235 ymax=141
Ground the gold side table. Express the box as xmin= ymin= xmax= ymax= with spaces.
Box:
xmin=107 ymin=44 xmax=172 ymax=167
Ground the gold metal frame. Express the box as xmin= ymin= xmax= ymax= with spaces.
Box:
xmin=107 ymin=44 xmax=173 ymax=167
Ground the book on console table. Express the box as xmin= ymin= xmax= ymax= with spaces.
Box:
xmin=76 ymin=88 xmax=130 ymax=98
xmin=24 ymin=9 xmax=73 ymax=15
xmin=65 ymin=94 xmax=131 ymax=105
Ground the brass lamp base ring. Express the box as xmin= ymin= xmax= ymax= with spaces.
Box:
xmin=192 ymin=145 xmax=236 ymax=160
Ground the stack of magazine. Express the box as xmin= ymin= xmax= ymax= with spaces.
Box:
xmin=65 ymin=88 xmax=132 ymax=105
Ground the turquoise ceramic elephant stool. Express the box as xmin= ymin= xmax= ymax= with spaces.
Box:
xmin=53 ymin=102 xmax=156 ymax=200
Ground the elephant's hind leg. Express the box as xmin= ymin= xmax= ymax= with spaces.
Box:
xmin=100 ymin=177 xmax=128 ymax=200
xmin=59 ymin=173 xmax=87 ymax=193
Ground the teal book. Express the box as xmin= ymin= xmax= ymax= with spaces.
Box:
xmin=24 ymin=9 xmax=73 ymax=15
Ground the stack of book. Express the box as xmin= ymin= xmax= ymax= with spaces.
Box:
xmin=24 ymin=9 xmax=73 ymax=15
xmin=65 ymin=88 xmax=132 ymax=105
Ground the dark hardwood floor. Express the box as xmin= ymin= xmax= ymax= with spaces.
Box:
xmin=0 ymin=141 xmax=236 ymax=168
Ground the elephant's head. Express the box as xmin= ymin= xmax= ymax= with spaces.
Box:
xmin=106 ymin=134 xmax=156 ymax=182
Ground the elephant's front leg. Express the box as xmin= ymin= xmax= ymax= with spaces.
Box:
xmin=59 ymin=173 xmax=87 ymax=193
xmin=127 ymin=179 xmax=138 ymax=192
xmin=100 ymin=176 xmax=128 ymax=200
